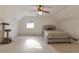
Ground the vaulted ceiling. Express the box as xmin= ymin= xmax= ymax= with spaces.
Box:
xmin=54 ymin=5 xmax=79 ymax=20
xmin=0 ymin=5 xmax=79 ymax=21
xmin=0 ymin=5 xmax=69 ymax=20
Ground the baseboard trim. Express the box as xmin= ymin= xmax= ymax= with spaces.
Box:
xmin=72 ymin=38 xmax=78 ymax=41
xmin=69 ymin=36 xmax=78 ymax=41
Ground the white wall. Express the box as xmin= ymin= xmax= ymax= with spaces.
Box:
xmin=55 ymin=6 xmax=79 ymax=39
xmin=56 ymin=19 xmax=79 ymax=39
xmin=18 ymin=16 xmax=56 ymax=35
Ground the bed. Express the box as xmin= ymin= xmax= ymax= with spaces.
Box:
xmin=42 ymin=25 xmax=71 ymax=43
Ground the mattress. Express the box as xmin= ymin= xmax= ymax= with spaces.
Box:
xmin=43 ymin=30 xmax=69 ymax=39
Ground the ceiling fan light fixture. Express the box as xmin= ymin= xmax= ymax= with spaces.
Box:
xmin=40 ymin=6 xmax=44 ymax=10
xmin=38 ymin=11 xmax=42 ymax=15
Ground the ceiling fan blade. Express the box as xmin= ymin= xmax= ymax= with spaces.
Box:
xmin=42 ymin=10 xmax=50 ymax=13
xmin=30 ymin=10 xmax=38 ymax=11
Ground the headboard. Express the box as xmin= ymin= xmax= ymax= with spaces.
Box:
xmin=43 ymin=25 xmax=56 ymax=30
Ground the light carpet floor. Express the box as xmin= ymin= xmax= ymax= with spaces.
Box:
xmin=0 ymin=36 xmax=79 ymax=53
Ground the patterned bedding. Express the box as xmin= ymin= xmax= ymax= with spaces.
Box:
xmin=43 ymin=30 xmax=69 ymax=39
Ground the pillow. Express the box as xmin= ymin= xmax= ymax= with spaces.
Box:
xmin=43 ymin=25 xmax=56 ymax=30
xmin=45 ymin=28 xmax=54 ymax=30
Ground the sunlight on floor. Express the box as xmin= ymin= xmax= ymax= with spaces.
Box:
xmin=25 ymin=39 xmax=42 ymax=49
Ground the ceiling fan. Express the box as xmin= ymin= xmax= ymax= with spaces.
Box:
xmin=31 ymin=5 xmax=50 ymax=15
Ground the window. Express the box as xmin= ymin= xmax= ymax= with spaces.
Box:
xmin=26 ymin=23 xmax=34 ymax=29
